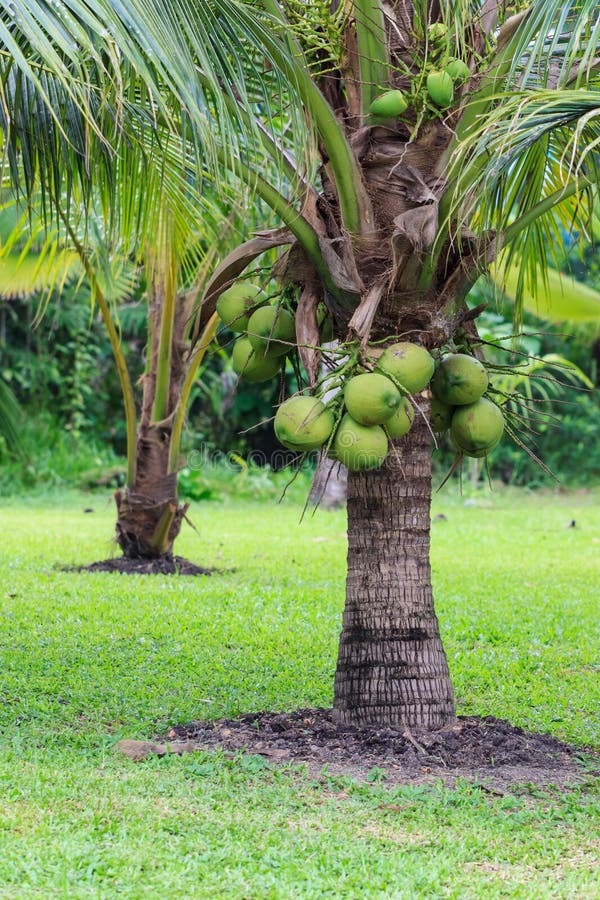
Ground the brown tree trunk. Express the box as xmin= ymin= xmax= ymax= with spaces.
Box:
xmin=114 ymin=423 xmax=188 ymax=559
xmin=333 ymin=404 xmax=455 ymax=730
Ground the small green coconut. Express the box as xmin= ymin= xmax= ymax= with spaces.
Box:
xmin=427 ymin=23 xmax=447 ymax=42
xmin=427 ymin=70 xmax=454 ymax=108
xmin=445 ymin=58 xmax=471 ymax=82
xmin=431 ymin=353 xmax=488 ymax=406
xmin=247 ymin=306 xmax=296 ymax=357
xmin=370 ymin=89 xmax=408 ymax=118
xmin=430 ymin=397 xmax=454 ymax=432
xmin=344 ymin=372 xmax=402 ymax=425
xmin=216 ymin=284 xmax=267 ymax=332
xmin=376 ymin=342 xmax=435 ymax=394
xmin=384 ymin=396 xmax=414 ymax=439
xmin=274 ymin=396 xmax=335 ymax=452
xmin=450 ymin=397 xmax=504 ymax=457
xmin=332 ymin=414 xmax=388 ymax=471
xmin=232 ymin=336 xmax=281 ymax=382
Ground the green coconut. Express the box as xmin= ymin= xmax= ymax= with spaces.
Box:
xmin=332 ymin=414 xmax=388 ymax=472
xmin=232 ymin=336 xmax=281 ymax=383
xmin=376 ymin=342 xmax=435 ymax=394
xmin=216 ymin=284 xmax=267 ymax=332
xmin=247 ymin=306 xmax=296 ymax=357
xmin=445 ymin=58 xmax=471 ymax=82
xmin=370 ymin=90 xmax=408 ymax=118
xmin=427 ymin=70 xmax=454 ymax=108
xmin=427 ymin=23 xmax=447 ymax=42
xmin=430 ymin=396 xmax=454 ymax=432
xmin=431 ymin=353 xmax=488 ymax=406
xmin=450 ymin=397 xmax=505 ymax=457
xmin=384 ymin=396 xmax=415 ymax=439
xmin=274 ymin=396 xmax=335 ymax=452
xmin=344 ymin=372 xmax=402 ymax=425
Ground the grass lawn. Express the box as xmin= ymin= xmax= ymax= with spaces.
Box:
xmin=0 ymin=487 xmax=599 ymax=898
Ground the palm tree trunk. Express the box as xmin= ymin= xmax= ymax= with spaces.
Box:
xmin=114 ymin=425 xmax=188 ymax=559
xmin=333 ymin=403 xmax=455 ymax=730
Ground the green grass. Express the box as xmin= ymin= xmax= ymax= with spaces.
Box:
xmin=0 ymin=488 xmax=599 ymax=898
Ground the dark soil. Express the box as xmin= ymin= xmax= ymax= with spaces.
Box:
xmin=160 ymin=708 xmax=599 ymax=790
xmin=71 ymin=556 xmax=213 ymax=576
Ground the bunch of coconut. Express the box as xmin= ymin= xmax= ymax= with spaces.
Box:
xmin=216 ymin=284 xmax=296 ymax=383
xmin=369 ymin=22 xmax=472 ymax=120
xmin=430 ymin=353 xmax=505 ymax=458
xmin=274 ymin=342 xmax=435 ymax=472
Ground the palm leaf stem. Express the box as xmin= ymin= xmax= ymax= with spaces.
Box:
xmin=260 ymin=0 xmax=373 ymax=236
xmin=227 ymin=152 xmax=340 ymax=301
xmin=354 ymin=0 xmax=389 ymax=115
xmin=60 ymin=211 xmax=137 ymax=487
xmin=168 ymin=311 xmax=219 ymax=474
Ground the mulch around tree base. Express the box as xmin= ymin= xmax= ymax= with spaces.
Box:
xmin=70 ymin=556 xmax=213 ymax=575
xmin=117 ymin=709 xmax=599 ymax=790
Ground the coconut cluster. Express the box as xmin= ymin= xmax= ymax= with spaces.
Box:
xmin=275 ymin=342 xmax=436 ymax=472
xmin=217 ymin=284 xmax=297 ymax=383
xmin=430 ymin=354 xmax=505 ymax=457
xmin=368 ymin=23 xmax=472 ymax=120
xmin=274 ymin=346 xmax=505 ymax=471
xmin=218 ymin=287 xmax=505 ymax=469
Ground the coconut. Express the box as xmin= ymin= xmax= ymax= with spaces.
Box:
xmin=232 ymin=337 xmax=281 ymax=382
xmin=216 ymin=284 xmax=267 ymax=332
xmin=427 ymin=22 xmax=447 ymax=42
xmin=344 ymin=372 xmax=402 ymax=425
xmin=431 ymin=353 xmax=488 ymax=405
xmin=332 ymin=414 xmax=388 ymax=471
xmin=450 ymin=397 xmax=505 ymax=457
xmin=247 ymin=306 xmax=296 ymax=357
xmin=384 ymin=397 xmax=414 ymax=439
xmin=426 ymin=70 xmax=454 ymax=108
xmin=446 ymin=58 xmax=471 ymax=82
xmin=430 ymin=397 xmax=453 ymax=432
xmin=376 ymin=342 xmax=435 ymax=394
xmin=369 ymin=90 xmax=408 ymax=118
xmin=274 ymin=396 xmax=334 ymax=452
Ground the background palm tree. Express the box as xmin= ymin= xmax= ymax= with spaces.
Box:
xmin=3 ymin=0 xmax=599 ymax=727
xmin=0 ymin=32 xmax=289 ymax=560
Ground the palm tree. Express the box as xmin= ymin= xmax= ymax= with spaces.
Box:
xmin=0 ymin=31 xmax=286 ymax=560
xmin=4 ymin=1 xmax=599 ymax=727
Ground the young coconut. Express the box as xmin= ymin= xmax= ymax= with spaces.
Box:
xmin=344 ymin=372 xmax=402 ymax=425
xmin=426 ymin=70 xmax=454 ymax=108
xmin=232 ymin=336 xmax=281 ymax=383
xmin=431 ymin=353 xmax=488 ymax=406
xmin=384 ymin=396 xmax=415 ymax=439
xmin=450 ymin=397 xmax=505 ymax=457
xmin=376 ymin=342 xmax=435 ymax=394
xmin=216 ymin=284 xmax=267 ymax=332
xmin=430 ymin=396 xmax=454 ymax=432
xmin=332 ymin=414 xmax=388 ymax=472
xmin=445 ymin=58 xmax=471 ymax=82
xmin=370 ymin=90 xmax=408 ymax=118
xmin=274 ymin=396 xmax=335 ymax=452
xmin=247 ymin=306 xmax=296 ymax=358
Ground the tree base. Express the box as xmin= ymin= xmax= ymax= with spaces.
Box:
xmin=135 ymin=708 xmax=599 ymax=790
xmin=71 ymin=555 xmax=213 ymax=576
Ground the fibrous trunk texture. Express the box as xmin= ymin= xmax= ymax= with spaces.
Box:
xmin=334 ymin=406 xmax=455 ymax=730
xmin=115 ymin=425 xmax=188 ymax=559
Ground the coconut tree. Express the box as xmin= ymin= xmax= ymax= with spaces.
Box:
xmin=0 ymin=22 xmax=296 ymax=561
xmin=4 ymin=1 xmax=599 ymax=727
